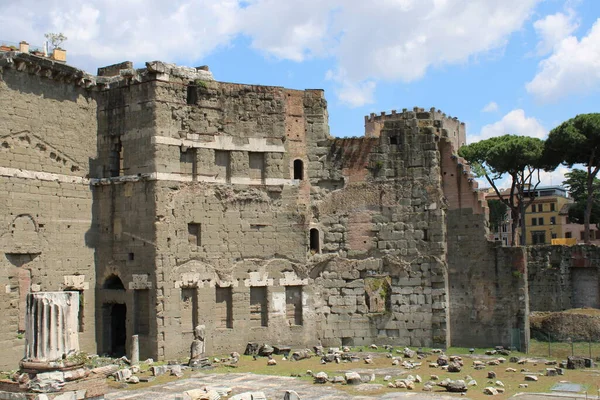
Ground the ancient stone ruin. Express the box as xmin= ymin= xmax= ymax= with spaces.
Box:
xmin=0 ymin=292 xmax=108 ymax=398
xmin=0 ymin=49 xmax=599 ymax=371
xmin=24 ymin=292 xmax=80 ymax=363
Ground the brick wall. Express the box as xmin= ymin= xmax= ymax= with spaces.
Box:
xmin=0 ymin=59 xmax=98 ymax=369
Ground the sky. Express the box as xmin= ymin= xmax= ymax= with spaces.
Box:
xmin=1 ymin=0 xmax=599 ymax=189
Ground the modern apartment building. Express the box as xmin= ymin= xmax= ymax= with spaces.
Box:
xmin=485 ymin=186 xmax=573 ymax=246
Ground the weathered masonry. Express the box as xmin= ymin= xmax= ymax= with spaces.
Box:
xmin=3 ymin=51 xmax=583 ymax=369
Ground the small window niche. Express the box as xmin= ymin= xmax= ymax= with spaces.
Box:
xmin=187 ymin=84 xmax=198 ymax=105
xmin=180 ymin=147 xmax=197 ymax=180
xmin=249 ymin=152 xmax=265 ymax=183
xmin=309 ymin=228 xmax=320 ymax=254
xmin=188 ymin=223 xmax=201 ymax=246
xmin=250 ymin=286 xmax=268 ymax=327
xmin=364 ymin=276 xmax=391 ymax=313
xmin=293 ymin=159 xmax=304 ymax=180
xmin=215 ymin=286 xmax=233 ymax=328
xmin=215 ymin=150 xmax=231 ymax=183
xmin=181 ymin=287 xmax=199 ymax=332
xmin=109 ymin=138 xmax=124 ymax=177
xmin=285 ymin=286 xmax=303 ymax=326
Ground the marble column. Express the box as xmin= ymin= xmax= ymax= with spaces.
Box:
xmin=130 ymin=335 xmax=139 ymax=365
xmin=24 ymin=292 xmax=80 ymax=362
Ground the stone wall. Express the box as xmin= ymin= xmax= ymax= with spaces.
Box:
xmin=0 ymin=54 xmax=98 ymax=369
xmin=311 ymin=113 xmax=451 ymax=348
xmin=439 ymin=120 xmax=529 ymax=351
xmin=528 ymin=245 xmax=600 ymax=311
xmin=0 ymin=52 xmax=564 ymax=366
xmin=149 ymin=90 xmax=453 ymax=357
xmin=446 ymin=210 xmax=529 ymax=351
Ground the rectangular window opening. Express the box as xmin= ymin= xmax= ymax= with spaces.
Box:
xmin=187 ymin=85 xmax=198 ymax=105
xmin=180 ymin=148 xmax=197 ymax=180
xmin=249 ymin=152 xmax=265 ymax=183
xmin=531 ymin=230 xmax=546 ymax=245
xmin=550 ymin=203 xmax=555 ymax=211
xmin=216 ymin=286 xmax=233 ymax=329
xmin=188 ymin=223 xmax=201 ymax=247
xmin=134 ymin=289 xmax=150 ymax=335
xmin=215 ymin=151 xmax=231 ymax=183
xmin=109 ymin=138 xmax=123 ymax=177
xmin=250 ymin=287 xmax=268 ymax=327
xmin=565 ymin=232 xmax=572 ymax=238
xmin=285 ymin=286 xmax=303 ymax=326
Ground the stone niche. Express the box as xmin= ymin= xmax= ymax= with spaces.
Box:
xmin=364 ymin=276 xmax=391 ymax=313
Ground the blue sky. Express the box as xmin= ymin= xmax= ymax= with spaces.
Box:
xmin=2 ymin=0 xmax=599 ymax=187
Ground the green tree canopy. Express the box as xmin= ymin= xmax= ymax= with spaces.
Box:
xmin=459 ymin=135 xmax=545 ymax=246
xmin=545 ymin=113 xmax=600 ymax=243
xmin=488 ymin=199 xmax=508 ymax=232
xmin=563 ymin=169 xmax=600 ymax=231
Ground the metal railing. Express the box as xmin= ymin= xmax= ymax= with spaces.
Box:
xmin=0 ymin=40 xmax=46 ymax=54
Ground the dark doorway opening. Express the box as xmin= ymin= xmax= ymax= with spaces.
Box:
xmin=309 ymin=228 xmax=320 ymax=253
xmin=103 ymin=303 xmax=127 ymax=357
xmin=293 ymin=159 xmax=304 ymax=180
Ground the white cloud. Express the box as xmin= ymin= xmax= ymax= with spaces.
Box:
xmin=469 ymin=109 xmax=547 ymax=144
xmin=533 ymin=10 xmax=578 ymax=55
xmin=238 ymin=0 xmax=333 ymax=62
xmin=526 ymin=18 xmax=600 ymax=102
xmin=326 ymin=69 xmax=376 ymax=108
xmin=0 ymin=0 xmax=541 ymax=105
xmin=330 ymin=1 xmax=541 ymax=83
xmin=538 ymin=165 xmax=571 ymax=186
xmin=0 ymin=0 xmax=242 ymax=73
xmin=471 ymin=110 xmax=571 ymax=191
xmin=481 ymin=101 xmax=499 ymax=113
xmin=477 ymin=165 xmax=570 ymax=192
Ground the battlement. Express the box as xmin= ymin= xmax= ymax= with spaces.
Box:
xmin=365 ymin=106 xmax=467 ymax=151
xmin=364 ymin=106 xmax=466 ymax=126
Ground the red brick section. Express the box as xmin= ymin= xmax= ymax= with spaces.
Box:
xmin=284 ymin=89 xmax=311 ymax=206
xmin=439 ymin=137 xmax=487 ymax=215
xmin=571 ymin=247 xmax=592 ymax=268
xmin=330 ymin=138 xmax=378 ymax=184
xmin=348 ymin=211 xmax=375 ymax=251
xmin=17 ymin=268 xmax=31 ymax=332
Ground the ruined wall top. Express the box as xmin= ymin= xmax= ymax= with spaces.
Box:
xmin=0 ymin=51 xmax=214 ymax=91
xmin=97 ymin=60 xmax=214 ymax=83
xmin=364 ymin=106 xmax=466 ymax=151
